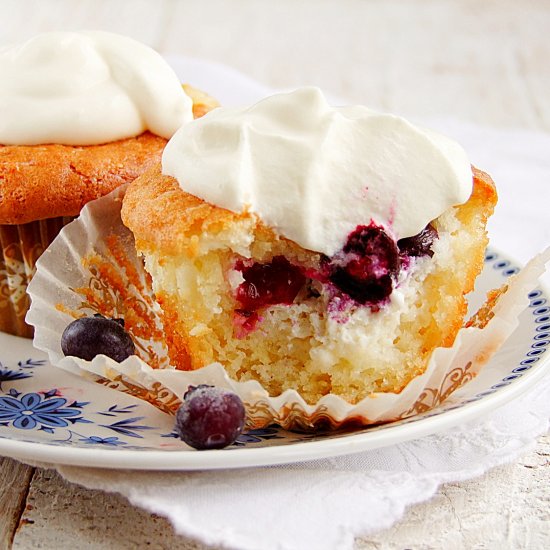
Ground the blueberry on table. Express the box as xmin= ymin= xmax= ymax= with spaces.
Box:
xmin=61 ymin=314 xmax=136 ymax=362
xmin=175 ymin=385 xmax=246 ymax=450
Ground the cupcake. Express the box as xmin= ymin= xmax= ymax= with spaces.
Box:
xmin=0 ymin=31 xmax=217 ymax=337
xmin=121 ymin=87 xmax=498 ymax=405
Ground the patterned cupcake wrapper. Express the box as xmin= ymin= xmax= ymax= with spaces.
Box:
xmin=26 ymin=187 xmax=550 ymax=430
xmin=0 ymin=218 xmax=73 ymax=338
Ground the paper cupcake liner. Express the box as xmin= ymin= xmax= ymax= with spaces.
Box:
xmin=26 ymin=187 xmax=550 ymax=430
xmin=0 ymin=217 xmax=73 ymax=338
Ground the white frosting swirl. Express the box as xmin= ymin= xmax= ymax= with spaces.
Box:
xmin=162 ymin=87 xmax=472 ymax=256
xmin=0 ymin=31 xmax=193 ymax=145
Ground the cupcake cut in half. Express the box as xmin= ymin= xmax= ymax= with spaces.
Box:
xmin=0 ymin=31 xmax=218 ymax=337
xmin=121 ymin=88 xmax=497 ymax=405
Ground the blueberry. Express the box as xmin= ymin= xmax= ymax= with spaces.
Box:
xmin=330 ymin=266 xmax=394 ymax=304
xmin=175 ymin=385 xmax=246 ymax=450
xmin=61 ymin=314 xmax=135 ymax=362
xmin=398 ymin=224 xmax=438 ymax=258
xmin=235 ymin=256 xmax=306 ymax=311
xmin=328 ymin=225 xmax=400 ymax=304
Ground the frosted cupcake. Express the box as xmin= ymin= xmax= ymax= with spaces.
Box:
xmin=0 ymin=31 xmax=216 ymax=337
xmin=121 ymin=88 xmax=497 ymax=405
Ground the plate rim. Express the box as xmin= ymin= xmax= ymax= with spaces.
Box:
xmin=1 ymin=247 xmax=549 ymax=470
xmin=0 ymin=345 xmax=548 ymax=470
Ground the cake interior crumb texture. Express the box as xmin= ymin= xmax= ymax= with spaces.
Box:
xmin=122 ymin=167 xmax=497 ymax=404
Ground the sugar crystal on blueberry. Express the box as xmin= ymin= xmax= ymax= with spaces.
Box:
xmin=175 ymin=385 xmax=246 ymax=450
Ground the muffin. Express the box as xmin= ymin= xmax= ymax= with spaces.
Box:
xmin=0 ymin=31 xmax=217 ymax=337
xmin=121 ymin=87 xmax=497 ymax=405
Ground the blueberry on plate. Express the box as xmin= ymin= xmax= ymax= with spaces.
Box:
xmin=175 ymin=385 xmax=246 ymax=450
xmin=61 ymin=314 xmax=136 ymax=362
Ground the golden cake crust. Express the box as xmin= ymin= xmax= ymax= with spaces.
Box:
xmin=122 ymin=163 xmax=253 ymax=256
xmin=0 ymin=132 xmax=167 ymax=224
xmin=122 ymin=165 xmax=497 ymax=257
xmin=0 ymin=84 xmax=219 ymax=225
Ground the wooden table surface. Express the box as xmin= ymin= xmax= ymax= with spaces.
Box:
xmin=1 ymin=1 xmax=549 ymax=548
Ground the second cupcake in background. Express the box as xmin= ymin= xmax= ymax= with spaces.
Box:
xmin=0 ymin=30 xmax=218 ymax=337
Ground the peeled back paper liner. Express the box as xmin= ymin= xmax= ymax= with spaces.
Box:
xmin=26 ymin=186 xmax=550 ymax=430
xmin=0 ymin=217 xmax=74 ymax=338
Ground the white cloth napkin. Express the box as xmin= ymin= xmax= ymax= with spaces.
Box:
xmin=43 ymin=62 xmax=550 ymax=549
xmin=56 ymin=378 xmax=550 ymax=550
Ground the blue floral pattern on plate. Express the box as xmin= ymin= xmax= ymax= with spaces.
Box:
xmin=0 ymin=389 xmax=84 ymax=431
xmin=0 ymin=341 xmax=307 ymax=452
xmin=0 ymin=248 xmax=549 ymax=468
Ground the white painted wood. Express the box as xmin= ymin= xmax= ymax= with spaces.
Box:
xmin=0 ymin=0 xmax=168 ymax=48
xmin=11 ymin=469 xmax=200 ymax=550
xmin=159 ymin=0 xmax=550 ymax=131
xmin=1 ymin=0 xmax=549 ymax=548
xmin=357 ymin=434 xmax=550 ymax=549
xmin=8 ymin=437 xmax=550 ymax=549
xmin=1 ymin=0 xmax=547 ymax=131
xmin=0 ymin=458 xmax=34 ymax=550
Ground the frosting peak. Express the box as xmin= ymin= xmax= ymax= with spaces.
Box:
xmin=162 ymin=87 xmax=472 ymax=256
xmin=0 ymin=31 xmax=193 ymax=145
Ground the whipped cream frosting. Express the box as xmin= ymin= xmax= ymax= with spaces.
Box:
xmin=162 ymin=87 xmax=472 ymax=256
xmin=0 ymin=31 xmax=193 ymax=145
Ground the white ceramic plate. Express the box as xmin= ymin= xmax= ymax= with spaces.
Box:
xmin=1 ymin=248 xmax=549 ymax=470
